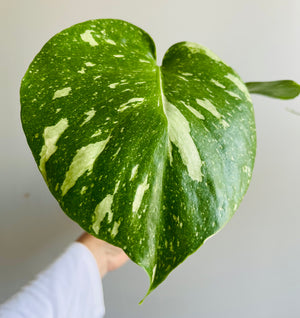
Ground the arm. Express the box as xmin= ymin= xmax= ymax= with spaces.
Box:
xmin=0 ymin=233 xmax=128 ymax=318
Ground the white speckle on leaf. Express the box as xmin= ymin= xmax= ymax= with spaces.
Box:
xmin=112 ymin=147 xmax=121 ymax=160
xmin=242 ymin=165 xmax=251 ymax=176
xmin=181 ymin=101 xmax=205 ymax=120
xmin=130 ymin=164 xmax=139 ymax=181
xmin=211 ymin=79 xmax=225 ymax=89
xmin=225 ymin=73 xmax=252 ymax=102
xmin=78 ymin=68 xmax=86 ymax=74
xmin=92 ymin=194 xmax=114 ymax=234
xmin=177 ymin=75 xmax=188 ymax=82
xmin=105 ymin=39 xmax=116 ymax=45
xmin=92 ymin=180 xmax=121 ymax=234
xmin=111 ymin=221 xmax=121 ymax=238
xmin=52 ymin=87 xmax=71 ymax=100
xmin=91 ymin=129 xmax=102 ymax=137
xmin=139 ymin=59 xmax=150 ymax=63
xmin=81 ymin=108 xmax=96 ymax=126
xmin=113 ymin=55 xmax=124 ymax=58
xmin=225 ymin=90 xmax=242 ymax=100
xmin=80 ymin=30 xmax=98 ymax=46
xmin=113 ymin=180 xmax=121 ymax=194
xmin=118 ymin=98 xmax=145 ymax=112
xmin=132 ymin=175 xmax=150 ymax=213
xmin=80 ymin=186 xmax=88 ymax=195
xmin=61 ymin=136 xmax=110 ymax=196
xmin=196 ymin=98 xmax=221 ymax=119
xmin=39 ymin=118 xmax=69 ymax=180
xmin=85 ymin=62 xmax=95 ymax=67
xmin=221 ymin=120 xmax=230 ymax=129
xmin=109 ymin=82 xmax=119 ymax=89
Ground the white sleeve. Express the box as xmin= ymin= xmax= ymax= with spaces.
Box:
xmin=0 ymin=242 xmax=105 ymax=318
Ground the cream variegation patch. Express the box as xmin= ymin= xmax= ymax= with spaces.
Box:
xmin=61 ymin=136 xmax=110 ymax=196
xmin=39 ymin=118 xmax=69 ymax=180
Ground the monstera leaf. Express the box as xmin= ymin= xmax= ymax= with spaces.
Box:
xmin=21 ymin=19 xmax=257 ymax=297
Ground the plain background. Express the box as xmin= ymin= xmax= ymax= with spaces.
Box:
xmin=1 ymin=0 xmax=300 ymax=317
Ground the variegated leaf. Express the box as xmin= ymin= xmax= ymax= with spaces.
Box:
xmin=20 ymin=19 xmax=256 ymax=297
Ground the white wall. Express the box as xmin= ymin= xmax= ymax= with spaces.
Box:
xmin=1 ymin=0 xmax=300 ymax=317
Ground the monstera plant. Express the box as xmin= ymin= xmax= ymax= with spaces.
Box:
xmin=20 ymin=19 xmax=300 ymax=300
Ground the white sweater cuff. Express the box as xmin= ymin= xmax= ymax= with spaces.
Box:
xmin=0 ymin=242 xmax=105 ymax=318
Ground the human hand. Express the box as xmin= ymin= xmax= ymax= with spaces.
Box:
xmin=77 ymin=232 xmax=129 ymax=278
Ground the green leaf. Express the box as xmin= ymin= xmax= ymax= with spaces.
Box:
xmin=20 ymin=19 xmax=256 ymax=299
xmin=246 ymin=80 xmax=300 ymax=99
